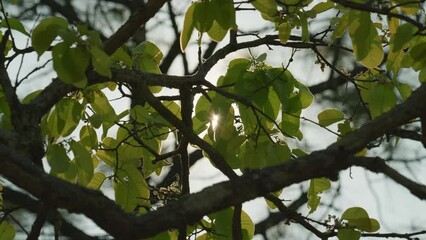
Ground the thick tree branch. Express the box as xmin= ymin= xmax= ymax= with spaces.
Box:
xmin=1 ymin=142 xmax=426 ymax=239
xmin=2 ymin=188 xmax=97 ymax=240
xmin=103 ymin=0 xmax=168 ymax=55
xmin=27 ymin=205 xmax=49 ymax=240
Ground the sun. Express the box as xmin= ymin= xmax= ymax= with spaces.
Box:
xmin=211 ymin=114 xmax=220 ymax=130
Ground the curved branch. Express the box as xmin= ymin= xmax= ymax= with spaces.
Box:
xmin=254 ymin=192 xmax=308 ymax=236
xmin=332 ymin=0 xmax=425 ymax=31
xmin=355 ymin=157 xmax=426 ymax=200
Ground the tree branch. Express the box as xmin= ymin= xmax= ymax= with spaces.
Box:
xmin=103 ymin=0 xmax=168 ymax=55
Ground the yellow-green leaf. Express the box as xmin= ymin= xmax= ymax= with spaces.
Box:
xmin=397 ymin=83 xmax=412 ymax=100
xmin=348 ymin=10 xmax=384 ymax=68
xmin=86 ymin=172 xmax=106 ymax=190
xmin=317 ymin=108 xmax=345 ymax=127
xmin=180 ymin=3 xmax=196 ymax=52
xmin=0 ymin=221 xmax=15 ymax=240
xmin=251 ymin=0 xmax=277 ymax=17
xmin=278 ymin=22 xmax=292 ymax=44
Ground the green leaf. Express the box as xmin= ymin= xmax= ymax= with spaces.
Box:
xmin=337 ymin=228 xmax=361 ymax=240
xmin=180 ymin=3 xmax=196 ymax=51
xmin=368 ymin=83 xmax=397 ymax=118
xmin=132 ymin=41 xmax=163 ymax=74
xmin=207 ymin=21 xmax=228 ymax=42
xmin=338 ymin=119 xmax=353 ymax=136
xmin=241 ymin=210 xmax=255 ymax=240
xmin=111 ymin=47 xmax=133 ymax=68
xmin=281 ymin=109 xmax=301 ymax=136
xmin=46 ymin=144 xmax=71 ymax=174
xmin=310 ymin=1 xmax=334 ymax=15
xmin=114 ymin=164 xmax=150 ymax=212
xmin=0 ymin=17 xmax=30 ymax=36
xmin=294 ymin=80 xmax=314 ymax=109
xmin=208 ymin=208 xmax=253 ymax=240
xmin=21 ymin=90 xmax=42 ymax=104
xmin=342 ymin=207 xmax=380 ymax=232
xmin=0 ymin=220 xmax=15 ymax=240
xmin=332 ymin=13 xmax=348 ymax=40
xmin=251 ymin=0 xmax=277 ymax=17
xmin=96 ymin=137 xmax=118 ymax=167
xmin=241 ymin=139 xmax=291 ymax=169
xmin=397 ymin=83 xmax=412 ymax=100
xmin=80 ymin=125 xmax=98 ymax=150
xmin=52 ymin=43 xmax=89 ymax=88
xmin=307 ymin=178 xmax=331 ymax=214
xmin=392 ymin=23 xmax=416 ymax=52
xmin=90 ymin=90 xmax=117 ymax=123
xmin=409 ymin=42 xmax=426 ymax=70
xmin=210 ymin=0 xmax=236 ymax=30
xmin=298 ymin=11 xmax=309 ymax=42
xmin=420 ymin=68 xmax=426 ymax=83
xmin=90 ymin=46 xmax=112 ymax=78
xmin=56 ymin=98 xmax=83 ymax=137
xmin=386 ymin=45 xmax=407 ymax=75
xmin=348 ymin=10 xmax=384 ymax=68
xmin=278 ymin=22 xmax=292 ymax=44
xmin=193 ymin=1 xmax=214 ymax=33
xmin=317 ymin=108 xmax=345 ymax=127
xmin=32 ymin=17 xmax=68 ymax=56
xmin=86 ymin=172 xmax=106 ymax=190
xmin=70 ymin=140 xmax=94 ymax=185
xmin=114 ymin=179 xmax=139 ymax=212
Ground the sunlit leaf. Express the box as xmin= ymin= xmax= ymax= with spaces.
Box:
xmin=180 ymin=3 xmax=196 ymax=51
xmin=307 ymin=178 xmax=331 ymax=214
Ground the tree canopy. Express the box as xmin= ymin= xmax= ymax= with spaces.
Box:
xmin=0 ymin=0 xmax=426 ymax=239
